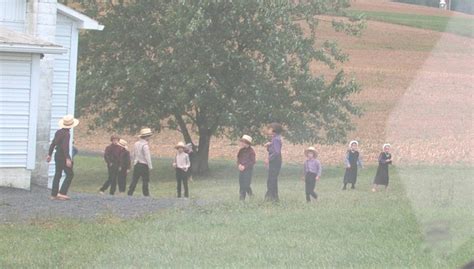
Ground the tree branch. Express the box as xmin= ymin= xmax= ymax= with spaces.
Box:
xmin=175 ymin=112 xmax=194 ymax=145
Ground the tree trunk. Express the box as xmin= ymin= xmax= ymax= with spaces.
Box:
xmin=193 ymin=131 xmax=211 ymax=175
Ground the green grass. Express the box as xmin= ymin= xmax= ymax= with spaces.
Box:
xmin=348 ymin=10 xmax=474 ymax=37
xmin=1 ymin=155 xmax=473 ymax=268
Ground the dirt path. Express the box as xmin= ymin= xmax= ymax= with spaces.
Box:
xmin=0 ymin=186 xmax=205 ymax=223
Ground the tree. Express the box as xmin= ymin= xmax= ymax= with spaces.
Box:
xmin=76 ymin=0 xmax=364 ymax=174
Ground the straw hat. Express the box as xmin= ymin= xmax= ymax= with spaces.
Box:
xmin=118 ymin=139 xmax=128 ymax=149
xmin=240 ymin=135 xmax=253 ymax=145
xmin=305 ymin=146 xmax=317 ymax=155
xmin=138 ymin=128 xmax=153 ymax=138
xmin=348 ymin=140 xmax=359 ymax=148
xmin=58 ymin=115 xmax=79 ymax=129
xmin=175 ymin=141 xmax=186 ymax=149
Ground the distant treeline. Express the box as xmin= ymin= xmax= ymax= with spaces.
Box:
xmin=394 ymin=0 xmax=474 ymax=14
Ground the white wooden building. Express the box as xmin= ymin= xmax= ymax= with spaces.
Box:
xmin=0 ymin=0 xmax=103 ymax=189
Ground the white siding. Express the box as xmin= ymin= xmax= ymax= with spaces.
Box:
xmin=0 ymin=0 xmax=26 ymax=32
xmin=48 ymin=14 xmax=78 ymax=181
xmin=0 ymin=52 xmax=37 ymax=169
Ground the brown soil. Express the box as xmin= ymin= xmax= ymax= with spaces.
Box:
xmin=74 ymin=1 xmax=473 ymax=166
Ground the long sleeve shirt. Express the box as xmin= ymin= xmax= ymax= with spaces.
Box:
xmin=378 ymin=152 xmax=392 ymax=165
xmin=237 ymin=146 xmax=256 ymax=169
xmin=104 ymin=143 xmax=121 ymax=166
xmin=304 ymin=158 xmax=322 ymax=176
xmin=132 ymin=139 xmax=153 ymax=169
xmin=48 ymin=128 xmax=71 ymax=160
xmin=267 ymin=134 xmax=282 ymax=161
xmin=174 ymin=152 xmax=190 ymax=170
xmin=344 ymin=150 xmax=363 ymax=168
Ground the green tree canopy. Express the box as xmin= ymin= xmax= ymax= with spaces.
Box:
xmin=77 ymin=0 xmax=364 ymax=173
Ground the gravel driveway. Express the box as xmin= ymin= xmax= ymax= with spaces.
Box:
xmin=0 ymin=186 xmax=201 ymax=223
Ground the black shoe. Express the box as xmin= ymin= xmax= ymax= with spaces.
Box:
xmin=342 ymin=186 xmax=347 ymax=190
xmin=351 ymin=185 xmax=355 ymax=189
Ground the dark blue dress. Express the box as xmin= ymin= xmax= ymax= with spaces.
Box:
xmin=343 ymin=150 xmax=360 ymax=184
xmin=373 ymin=152 xmax=392 ymax=186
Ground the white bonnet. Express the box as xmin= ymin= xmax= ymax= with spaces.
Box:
xmin=348 ymin=140 xmax=359 ymax=148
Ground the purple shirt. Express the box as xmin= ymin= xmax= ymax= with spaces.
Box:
xmin=304 ymin=158 xmax=322 ymax=176
xmin=267 ymin=134 xmax=282 ymax=161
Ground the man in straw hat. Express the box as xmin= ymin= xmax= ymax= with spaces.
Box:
xmin=99 ymin=135 xmax=122 ymax=195
xmin=46 ymin=115 xmax=79 ymax=200
xmin=117 ymin=139 xmax=131 ymax=195
xmin=237 ymin=135 xmax=256 ymax=201
xmin=128 ymin=128 xmax=153 ymax=196
xmin=172 ymin=142 xmax=191 ymax=198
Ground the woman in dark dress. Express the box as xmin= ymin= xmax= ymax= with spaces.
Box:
xmin=372 ymin=144 xmax=392 ymax=192
xmin=343 ymin=140 xmax=363 ymax=190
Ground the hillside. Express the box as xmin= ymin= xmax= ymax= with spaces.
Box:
xmin=74 ymin=0 xmax=473 ymax=165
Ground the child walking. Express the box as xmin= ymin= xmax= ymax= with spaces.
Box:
xmin=46 ymin=115 xmax=79 ymax=200
xmin=173 ymin=142 xmax=191 ymax=198
xmin=117 ymin=139 xmax=131 ymax=195
xmin=372 ymin=144 xmax=392 ymax=192
xmin=237 ymin=135 xmax=256 ymax=201
xmin=128 ymin=128 xmax=153 ymax=197
xmin=343 ymin=140 xmax=363 ymax=190
xmin=264 ymin=122 xmax=283 ymax=202
xmin=303 ymin=147 xmax=322 ymax=202
xmin=99 ymin=135 xmax=121 ymax=195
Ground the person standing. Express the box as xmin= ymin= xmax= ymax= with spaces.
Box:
xmin=117 ymin=139 xmax=131 ymax=195
xmin=372 ymin=144 xmax=392 ymax=192
xmin=99 ymin=135 xmax=121 ymax=195
xmin=237 ymin=135 xmax=256 ymax=201
xmin=128 ymin=128 xmax=153 ymax=197
xmin=184 ymin=143 xmax=194 ymax=182
xmin=342 ymin=140 xmax=363 ymax=190
xmin=264 ymin=123 xmax=283 ymax=202
xmin=46 ymin=115 xmax=79 ymax=200
xmin=303 ymin=147 xmax=322 ymax=202
xmin=173 ymin=142 xmax=191 ymax=198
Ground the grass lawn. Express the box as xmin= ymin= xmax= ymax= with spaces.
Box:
xmin=348 ymin=10 xmax=474 ymax=38
xmin=1 ymin=155 xmax=472 ymax=268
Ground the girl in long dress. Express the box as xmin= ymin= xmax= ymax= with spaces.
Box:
xmin=342 ymin=141 xmax=363 ymax=190
xmin=372 ymin=144 xmax=392 ymax=192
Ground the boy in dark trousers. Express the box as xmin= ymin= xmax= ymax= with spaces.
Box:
xmin=173 ymin=142 xmax=191 ymax=198
xmin=237 ymin=135 xmax=256 ymax=201
xmin=128 ymin=128 xmax=153 ymax=196
xmin=117 ymin=139 xmax=131 ymax=195
xmin=303 ymin=147 xmax=322 ymax=202
xmin=185 ymin=143 xmax=194 ymax=182
xmin=46 ymin=115 xmax=79 ymax=200
xmin=264 ymin=123 xmax=283 ymax=202
xmin=99 ymin=135 xmax=121 ymax=195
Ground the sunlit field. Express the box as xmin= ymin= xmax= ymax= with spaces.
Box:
xmin=1 ymin=155 xmax=472 ymax=268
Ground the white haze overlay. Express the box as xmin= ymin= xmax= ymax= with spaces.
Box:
xmin=386 ymin=12 xmax=473 ymax=261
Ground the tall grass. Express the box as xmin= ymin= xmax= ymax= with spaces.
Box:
xmin=0 ymin=156 xmax=472 ymax=268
